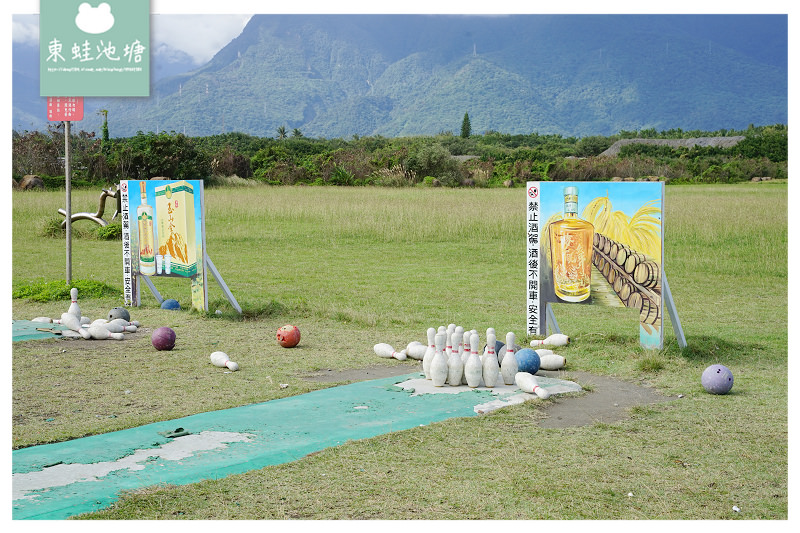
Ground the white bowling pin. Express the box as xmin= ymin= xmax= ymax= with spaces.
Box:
xmin=539 ymin=353 xmax=566 ymax=371
xmin=67 ymin=287 xmax=81 ymax=319
xmin=210 ymin=351 xmax=240 ymax=371
xmin=448 ymin=331 xmax=464 ymax=386
xmin=483 ymin=327 xmax=496 ymax=357
xmin=91 ymin=319 xmax=109 ymax=327
xmin=430 ymin=332 xmax=449 ymax=387
xmin=534 ymin=348 xmax=554 ymax=357
xmin=87 ymin=324 xmax=108 ymax=338
xmin=60 ymin=312 xmax=91 ymax=339
xmin=500 ymin=332 xmax=518 ymax=385
xmin=422 ymin=328 xmax=436 ymax=379
xmin=482 ymin=332 xmax=500 ymax=388
xmin=374 ymin=343 xmax=407 ymax=360
xmin=31 ymin=317 xmax=53 ymax=323
xmin=530 ymin=333 xmax=570 ymax=347
xmin=460 ymin=332 xmax=471 ymax=384
xmin=515 ymin=372 xmax=551 ymax=399
xmin=405 ymin=341 xmax=427 ymax=360
xmin=464 ymin=332 xmax=483 ymax=388
xmin=80 ymin=316 xmax=91 ymax=325
xmin=110 ymin=318 xmax=137 ymax=332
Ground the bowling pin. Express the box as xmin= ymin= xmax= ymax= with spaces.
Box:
xmin=460 ymin=331 xmax=473 ymax=384
xmin=210 ymin=351 xmax=240 ymax=371
xmin=483 ymin=327 xmax=496 ymax=357
xmin=430 ymin=332 xmax=449 ymax=387
xmin=60 ymin=312 xmax=91 ymax=339
xmin=87 ymin=324 xmax=124 ymax=340
xmin=422 ymin=328 xmax=436 ymax=379
xmin=539 ymin=353 xmax=566 ymax=371
xmin=530 ymin=333 xmax=570 ymax=347
xmin=534 ymin=348 xmax=554 ymax=357
xmin=405 ymin=341 xmax=427 ymax=360
xmin=110 ymin=318 xmax=138 ymax=332
xmin=500 ymin=332 xmax=518 ymax=385
xmin=482 ymin=332 xmax=500 ymax=388
xmin=464 ymin=332 xmax=483 ymax=388
xmin=67 ymin=287 xmax=81 ymax=319
xmin=515 ymin=372 xmax=551 ymax=399
xmin=31 ymin=317 xmax=53 ymax=323
xmin=448 ymin=331 xmax=464 ymax=386
xmin=374 ymin=343 xmax=407 ymax=360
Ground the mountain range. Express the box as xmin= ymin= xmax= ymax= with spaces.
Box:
xmin=12 ymin=14 xmax=788 ymax=139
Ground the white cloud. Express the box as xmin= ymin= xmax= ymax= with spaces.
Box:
xmin=151 ymin=14 xmax=252 ymax=65
xmin=12 ymin=15 xmax=38 ymax=45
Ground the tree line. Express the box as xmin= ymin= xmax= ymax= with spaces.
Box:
xmin=11 ymin=123 xmax=787 ymax=189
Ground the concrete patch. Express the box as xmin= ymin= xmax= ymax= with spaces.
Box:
xmin=395 ymin=375 xmax=582 ymax=414
xmin=13 ymin=431 xmax=253 ymax=502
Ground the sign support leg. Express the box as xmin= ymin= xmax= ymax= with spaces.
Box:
xmin=205 ymin=254 xmax=242 ymax=314
xmin=662 ymin=274 xmax=687 ymax=349
xmin=546 ymin=303 xmax=561 ymax=335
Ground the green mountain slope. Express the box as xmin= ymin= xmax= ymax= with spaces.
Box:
xmin=98 ymin=14 xmax=787 ymax=138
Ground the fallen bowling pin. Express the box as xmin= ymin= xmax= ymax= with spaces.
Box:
xmin=530 ymin=333 xmax=570 ymax=347
xmin=373 ymin=343 xmax=407 ymax=360
xmin=109 ymin=318 xmax=138 ymax=332
xmin=210 ymin=351 xmax=240 ymax=371
xmin=515 ymin=372 xmax=551 ymax=399
xmin=539 ymin=353 xmax=566 ymax=371
xmin=87 ymin=325 xmax=124 ymax=340
xmin=60 ymin=312 xmax=91 ymax=339
xmin=405 ymin=341 xmax=427 ymax=360
xmin=31 ymin=317 xmax=53 ymax=323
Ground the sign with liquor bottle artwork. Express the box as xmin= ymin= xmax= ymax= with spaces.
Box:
xmin=527 ymin=181 xmax=666 ymax=349
xmin=120 ymin=180 xmax=207 ymax=312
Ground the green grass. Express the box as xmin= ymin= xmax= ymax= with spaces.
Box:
xmin=11 ymin=182 xmax=788 ymax=519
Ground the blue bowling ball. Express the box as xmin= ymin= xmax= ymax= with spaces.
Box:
xmin=161 ymin=298 xmax=181 ymax=310
xmin=514 ymin=348 xmax=541 ymax=374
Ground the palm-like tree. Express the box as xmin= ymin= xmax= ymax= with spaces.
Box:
xmin=276 ymin=125 xmax=287 ymax=139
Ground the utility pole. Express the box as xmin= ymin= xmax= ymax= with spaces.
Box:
xmin=65 ymin=120 xmax=72 ymax=284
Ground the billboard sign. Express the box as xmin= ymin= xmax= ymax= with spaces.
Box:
xmin=527 ymin=181 xmax=665 ymax=349
xmin=120 ymin=180 xmax=207 ymax=312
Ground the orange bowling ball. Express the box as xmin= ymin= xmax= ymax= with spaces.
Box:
xmin=276 ymin=324 xmax=301 ymax=348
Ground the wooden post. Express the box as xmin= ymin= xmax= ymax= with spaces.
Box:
xmin=65 ymin=120 xmax=72 ymax=284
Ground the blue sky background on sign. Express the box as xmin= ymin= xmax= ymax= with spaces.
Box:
xmin=539 ymin=182 xmax=663 ymax=225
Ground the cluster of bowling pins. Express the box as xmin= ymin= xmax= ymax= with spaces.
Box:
xmin=31 ymin=288 xmax=140 ymax=340
xmin=375 ymin=326 xmax=569 ymax=397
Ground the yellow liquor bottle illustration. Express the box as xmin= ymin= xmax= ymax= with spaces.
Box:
xmin=137 ymin=181 xmax=156 ymax=275
xmin=549 ymin=186 xmax=594 ymax=302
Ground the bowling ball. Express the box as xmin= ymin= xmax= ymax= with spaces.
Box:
xmin=108 ymin=307 xmax=130 ymax=322
xmin=702 ymin=364 xmax=734 ymax=394
xmin=161 ymin=299 xmax=181 ymax=310
xmin=497 ymin=343 xmax=522 ymax=365
xmin=152 ymin=326 xmax=176 ymax=351
xmin=276 ymin=324 xmax=301 ymax=348
xmin=514 ymin=348 xmax=541 ymax=374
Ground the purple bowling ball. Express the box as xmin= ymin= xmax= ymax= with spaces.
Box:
xmin=152 ymin=326 xmax=176 ymax=351
xmin=701 ymin=364 xmax=734 ymax=394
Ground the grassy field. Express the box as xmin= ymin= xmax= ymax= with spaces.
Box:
xmin=10 ymin=182 xmax=788 ymax=519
